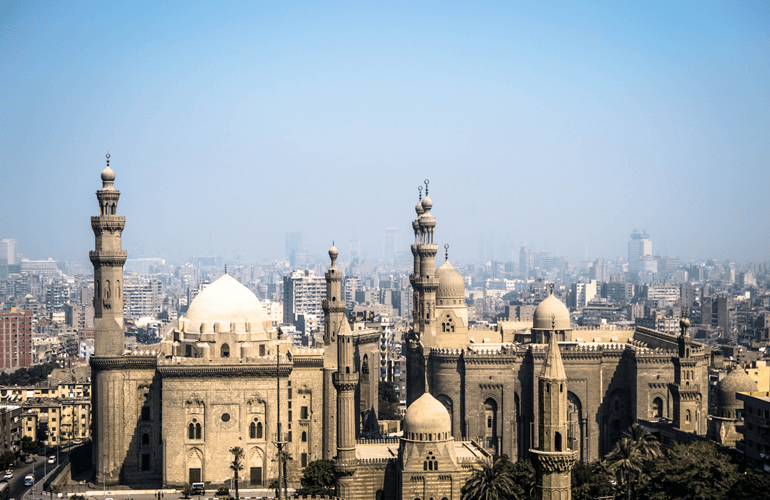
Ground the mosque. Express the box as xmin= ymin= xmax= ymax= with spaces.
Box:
xmin=89 ymin=161 xmax=708 ymax=500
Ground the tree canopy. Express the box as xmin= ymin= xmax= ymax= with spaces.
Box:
xmin=378 ymin=381 xmax=401 ymax=421
xmin=461 ymin=455 xmax=524 ymax=500
xmin=295 ymin=459 xmax=335 ymax=497
xmin=0 ymin=362 xmax=58 ymax=386
xmin=637 ymin=440 xmax=739 ymax=500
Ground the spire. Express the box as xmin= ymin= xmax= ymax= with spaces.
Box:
xmin=418 ymin=185 xmax=422 ymax=201
xmin=541 ymin=326 xmax=567 ymax=380
xmin=444 ymin=244 xmax=449 ymax=261
xmin=424 ymin=178 xmax=429 ymax=196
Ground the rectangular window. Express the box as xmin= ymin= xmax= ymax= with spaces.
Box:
xmin=288 ymin=431 xmax=292 ymax=442
xmin=250 ymin=467 xmax=262 ymax=485
xmin=141 ymin=406 xmax=150 ymax=421
xmin=301 ymin=453 xmax=308 ymax=467
xmin=288 ymin=388 xmax=292 ymax=399
xmin=288 ymin=410 xmax=292 ymax=422
xmin=141 ymin=454 xmax=150 ymax=471
xmin=301 ymin=406 xmax=308 ymax=420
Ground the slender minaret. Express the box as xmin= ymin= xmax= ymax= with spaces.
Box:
xmin=90 ymin=154 xmax=126 ymax=356
xmin=672 ymin=309 xmax=699 ymax=432
xmin=530 ymin=326 xmax=577 ymax=500
xmin=406 ymin=180 xmax=439 ymax=406
xmin=333 ymin=325 xmax=359 ymax=497
xmin=322 ymin=244 xmax=344 ymax=458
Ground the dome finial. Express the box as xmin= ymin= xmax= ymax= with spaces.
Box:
xmin=224 ymin=264 xmax=228 ymax=274
xmin=549 ymin=283 xmax=554 ymax=295
xmin=424 ymin=178 xmax=429 ymax=196
xmin=106 ymin=152 xmax=110 ymax=167
xmin=444 ymin=243 xmax=449 ymax=261
xmin=418 ymin=185 xmax=422 ymax=200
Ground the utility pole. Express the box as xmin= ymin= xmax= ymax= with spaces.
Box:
xmin=272 ymin=335 xmax=286 ymax=500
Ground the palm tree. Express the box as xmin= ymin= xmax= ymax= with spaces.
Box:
xmin=461 ymin=456 xmax=518 ymax=500
xmin=623 ymin=423 xmax=661 ymax=461
xmin=605 ymin=437 xmax=645 ymax=500
xmin=229 ymin=446 xmax=245 ymax=500
xmin=279 ymin=450 xmax=293 ymax=498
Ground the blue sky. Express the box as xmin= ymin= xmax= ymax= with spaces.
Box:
xmin=1 ymin=1 xmax=768 ymax=266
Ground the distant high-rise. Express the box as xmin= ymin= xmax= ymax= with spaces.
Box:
xmin=0 ymin=239 xmax=17 ymax=265
xmin=285 ymin=231 xmax=305 ymax=267
xmin=383 ymin=228 xmax=400 ymax=261
xmin=282 ymin=269 xmax=325 ymax=325
xmin=589 ymin=258 xmax=608 ymax=282
xmin=520 ymin=246 xmax=533 ymax=278
xmin=0 ymin=309 xmax=32 ymax=369
xmin=628 ymin=230 xmax=655 ymax=275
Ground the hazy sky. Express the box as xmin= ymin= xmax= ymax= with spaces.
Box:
xmin=1 ymin=1 xmax=768 ymax=267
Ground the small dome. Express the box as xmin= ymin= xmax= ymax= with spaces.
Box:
xmin=185 ymin=274 xmax=267 ymax=335
xmin=436 ymin=261 xmax=465 ymax=301
xmin=101 ymin=166 xmax=116 ymax=182
xmin=421 ymin=195 xmax=433 ymax=211
xmin=415 ymin=200 xmax=424 ymax=215
xmin=680 ymin=317 xmax=690 ymax=329
xmin=533 ymin=292 xmax=571 ymax=331
xmin=717 ymin=366 xmax=757 ymax=411
xmin=329 ymin=245 xmax=338 ymax=259
xmin=403 ymin=392 xmax=451 ymax=440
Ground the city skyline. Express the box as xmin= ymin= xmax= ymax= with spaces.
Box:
xmin=2 ymin=1 xmax=768 ymax=265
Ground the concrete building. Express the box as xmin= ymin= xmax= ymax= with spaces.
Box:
xmin=570 ymin=280 xmax=597 ymax=308
xmin=0 ymin=239 xmax=18 ymax=265
xmin=283 ymin=269 xmax=325 ymax=326
xmin=0 ymin=405 xmax=22 ymax=455
xmin=737 ymin=392 xmax=770 ymax=471
xmin=0 ymin=308 xmax=32 ymax=369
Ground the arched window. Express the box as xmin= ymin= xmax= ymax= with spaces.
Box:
xmin=555 ymin=432 xmax=562 ymax=452
xmin=652 ymin=397 xmax=663 ymax=419
xmin=195 ymin=423 xmax=202 ymax=439
xmin=250 ymin=422 xmax=256 ymax=439
xmin=301 ymin=431 xmax=307 ymax=442
xmin=685 ymin=409 xmax=691 ymax=423
xmin=221 ymin=344 xmax=230 ymax=358
xmin=188 ymin=423 xmax=195 ymax=439
xmin=256 ymin=422 xmax=263 ymax=439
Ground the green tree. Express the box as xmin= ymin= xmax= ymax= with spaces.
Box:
xmin=623 ymin=424 xmax=661 ymax=461
xmin=294 ymin=459 xmax=335 ymax=496
xmin=0 ymin=451 xmax=16 ymax=470
xmin=461 ymin=455 xmax=518 ymax=500
xmin=181 ymin=484 xmax=193 ymax=499
xmin=20 ymin=436 xmax=39 ymax=454
xmin=728 ymin=468 xmax=770 ymax=499
xmin=229 ymin=446 xmax=244 ymax=500
xmin=279 ymin=450 xmax=293 ymax=496
xmin=606 ymin=437 xmax=645 ymax=500
xmin=378 ymin=381 xmax=401 ymax=421
xmin=572 ymin=460 xmax=615 ymax=500
xmin=637 ymin=440 xmax=739 ymax=500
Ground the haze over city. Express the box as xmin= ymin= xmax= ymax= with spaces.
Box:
xmin=1 ymin=1 xmax=768 ymax=265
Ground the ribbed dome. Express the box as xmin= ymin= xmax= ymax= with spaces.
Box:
xmin=436 ymin=260 xmax=465 ymax=300
xmin=533 ymin=293 xmax=571 ymax=331
xmin=403 ymin=393 xmax=452 ymax=440
xmin=185 ymin=274 xmax=267 ymax=335
xmin=717 ymin=366 xmax=757 ymax=411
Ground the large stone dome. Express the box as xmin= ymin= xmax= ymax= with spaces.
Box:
xmin=403 ymin=392 xmax=452 ymax=441
xmin=436 ymin=260 xmax=465 ymax=301
xmin=533 ymin=292 xmax=571 ymax=331
xmin=717 ymin=366 xmax=757 ymax=413
xmin=184 ymin=273 xmax=267 ymax=334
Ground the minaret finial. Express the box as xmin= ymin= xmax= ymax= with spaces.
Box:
xmin=224 ymin=264 xmax=228 ymax=274
xmin=549 ymin=283 xmax=554 ymax=295
xmin=106 ymin=152 xmax=110 ymax=167
xmin=424 ymin=179 xmax=429 ymax=196
xmin=444 ymin=243 xmax=449 ymax=261
xmin=418 ymin=185 xmax=422 ymax=200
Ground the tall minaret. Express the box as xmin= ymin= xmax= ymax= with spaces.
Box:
xmin=406 ymin=180 xmax=439 ymax=406
xmin=90 ymin=154 xmax=126 ymax=356
xmin=332 ymin=326 xmax=359 ymax=497
xmin=322 ymin=244 xmax=343 ymax=458
xmin=530 ymin=329 xmax=577 ymax=500
xmin=672 ymin=309 xmax=699 ymax=432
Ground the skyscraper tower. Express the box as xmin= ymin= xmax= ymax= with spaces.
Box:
xmin=333 ymin=325 xmax=359 ymax=498
xmin=530 ymin=326 xmax=577 ymax=500
xmin=407 ymin=180 xmax=439 ymax=405
xmin=90 ymin=154 xmax=126 ymax=356
xmin=322 ymin=244 xmax=343 ymax=459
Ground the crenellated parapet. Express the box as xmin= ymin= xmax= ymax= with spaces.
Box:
xmin=90 ymin=355 xmax=157 ymax=372
xmin=357 ymin=438 xmax=400 ymax=445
